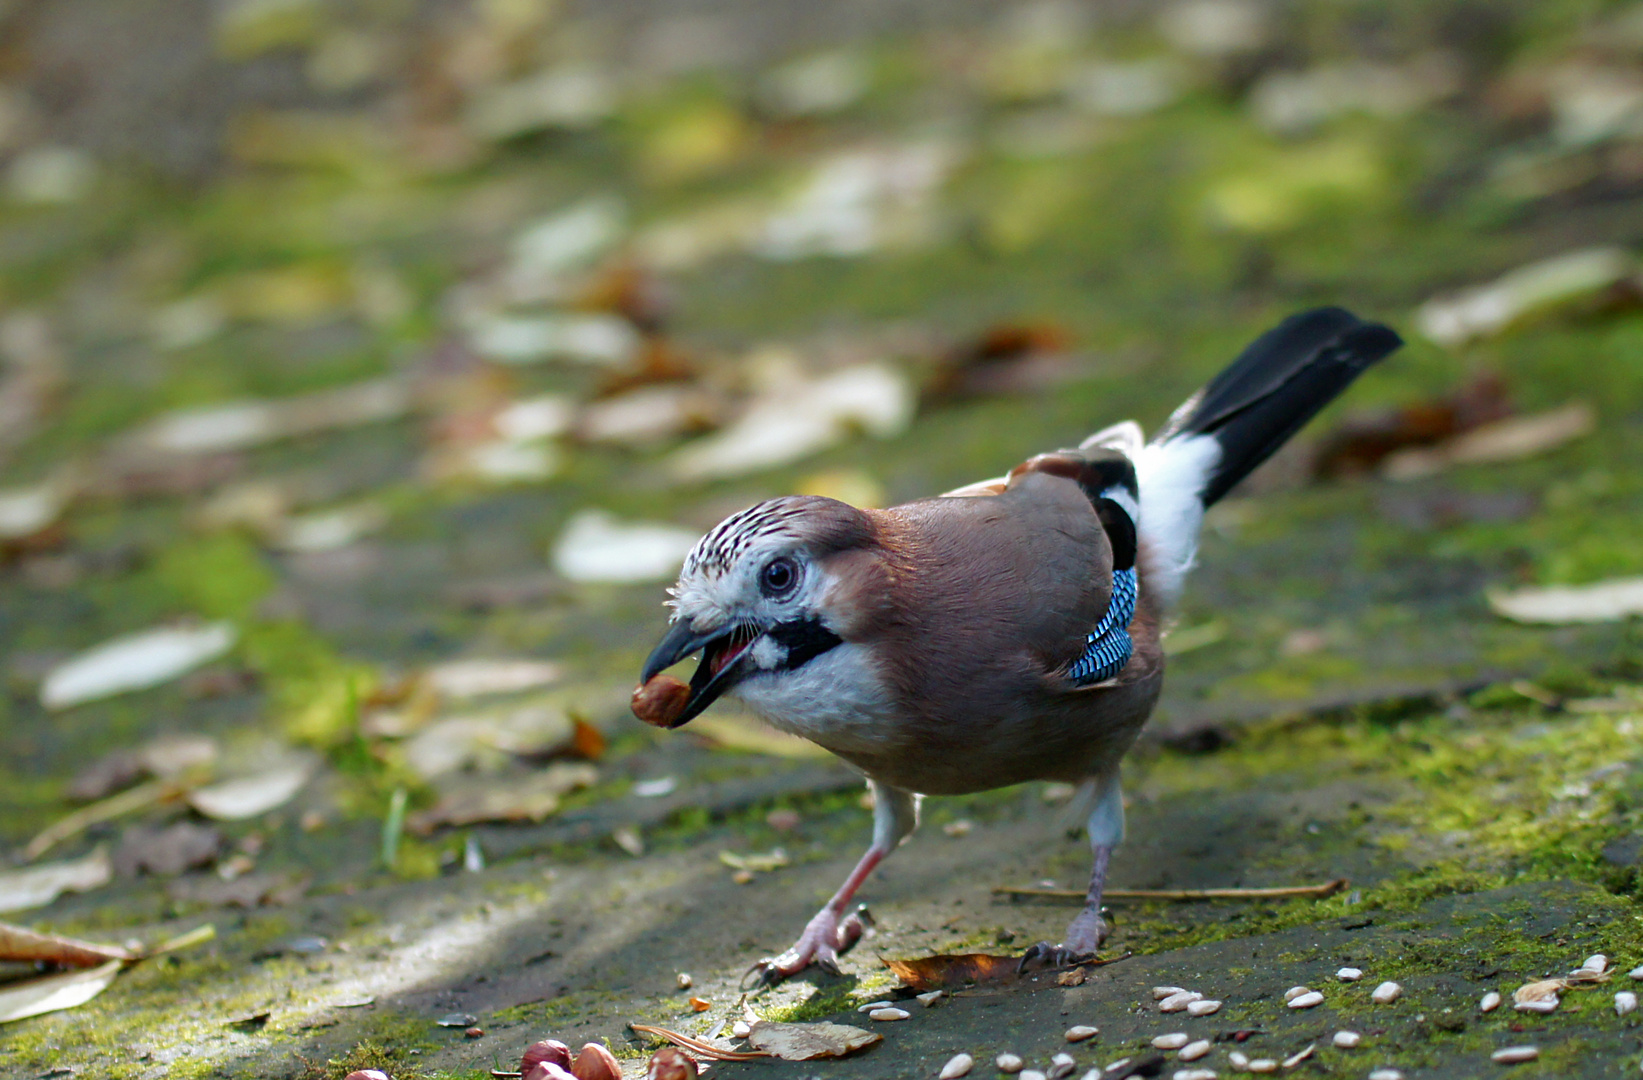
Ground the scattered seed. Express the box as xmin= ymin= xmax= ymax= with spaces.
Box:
xmin=1228 ymin=1051 xmax=1249 ymax=1068
xmin=731 ymin=1020 xmax=751 ymax=1039
xmin=1514 ymin=978 xmax=1565 ymax=1007
xmin=941 ymin=1053 xmax=975 ymax=1079
xmin=870 ymin=1007 xmax=910 ymax=1021
xmin=997 ymin=1053 xmax=1025 ymax=1073
xmin=1367 ymin=1071 xmax=1404 ymax=1080
xmin=1049 ymin=1052 xmax=1077 ymax=1079
xmin=1020 ymin=1072 xmax=1047 ymax=1080
xmin=1160 ymin=991 xmax=1204 ymax=1012
xmin=1280 ymin=1044 xmax=1314 ymax=1069
xmin=1618 ymin=991 xmax=1638 ymax=1016
xmin=1332 ymin=1031 xmax=1360 ymax=1049
xmin=1491 ymin=1046 xmax=1539 ymax=1064
xmin=1371 ymin=981 xmax=1402 ymax=1004
xmin=1337 ymin=967 xmax=1364 ymax=982
xmin=1514 ymin=998 xmax=1558 ymax=1014
xmin=943 ymin=820 xmax=974 ymax=837
xmin=1583 ymin=954 xmax=1609 ymax=974
xmin=1179 ymin=1040 xmax=1211 ymax=1061
xmin=918 ymin=990 xmax=945 ymax=1007
xmin=1104 ymin=1060 xmax=1130 ymax=1074
xmin=1287 ymin=991 xmax=1324 ymax=1009
xmin=1283 ymin=986 xmax=1310 ymax=1002
xmin=1246 ymin=1059 xmax=1277 ymax=1073
xmin=1153 ymin=986 xmax=1188 ymax=1000
xmin=858 ymin=1000 xmax=895 ymax=1012
xmin=1631 ymin=965 xmax=1643 ymax=980
xmin=1187 ymin=1000 xmax=1222 ymax=1017
xmin=1480 ymin=991 xmax=1501 ymax=1013
xmin=676 ymin=972 xmax=692 ymax=989
xmin=1066 ymin=1026 xmax=1099 ymax=1042
xmin=1153 ymin=1034 xmax=1190 ymax=1049
xmin=1173 ymin=1071 xmax=1217 ymax=1080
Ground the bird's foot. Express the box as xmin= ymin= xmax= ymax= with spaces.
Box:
xmin=746 ymin=905 xmax=873 ymax=987
xmin=1018 ymin=906 xmax=1110 ymax=974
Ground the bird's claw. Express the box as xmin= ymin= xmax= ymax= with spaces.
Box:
xmin=743 ymin=906 xmax=872 ymax=987
xmin=1017 ymin=940 xmax=1093 ymax=974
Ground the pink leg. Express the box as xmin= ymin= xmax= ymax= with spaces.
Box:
xmin=751 ymin=782 xmax=918 ymax=985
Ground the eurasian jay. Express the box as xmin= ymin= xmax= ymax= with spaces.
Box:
xmin=636 ymin=307 xmax=1402 ymax=982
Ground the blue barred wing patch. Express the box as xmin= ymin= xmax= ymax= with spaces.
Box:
xmin=1067 ymin=567 xmax=1138 ymax=685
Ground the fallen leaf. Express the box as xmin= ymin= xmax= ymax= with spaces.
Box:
xmin=884 ymin=953 xmax=1024 ymax=991
xmin=0 ymin=920 xmax=131 ymax=967
xmin=1416 ymin=247 xmax=1638 ymax=347
xmin=168 ymin=872 xmax=309 ymax=908
xmin=187 ymin=756 xmax=317 ymax=820
xmin=113 ymin=822 xmax=223 ymax=877
xmin=408 ymin=762 xmax=599 ymax=833
xmin=41 ymin=623 xmax=238 ymax=710
xmin=425 ymin=659 xmax=564 ymax=700
xmin=718 ymin=848 xmax=789 ymax=873
xmin=0 ymin=848 xmax=112 ymax=914
xmin=627 ymin=1023 xmax=769 ymax=1061
xmin=1488 ymin=577 xmax=1643 ymax=624
xmin=0 ymin=480 xmax=70 ymax=541
xmin=550 ymin=511 xmax=699 ymax=584
xmin=745 ymin=1019 xmax=882 ymax=1060
xmin=1382 ymin=402 xmax=1595 ymax=479
xmin=686 ymin=713 xmax=833 ymax=759
xmin=403 ymin=698 xmax=577 ymax=778
xmin=68 ymin=735 xmax=219 ymax=801
xmin=0 ymin=960 xmax=123 ymax=1023
xmin=469 ymin=313 xmax=639 ymax=366
xmin=129 ymin=378 xmax=410 ymax=455
xmin=1514 ymin=978 xmax=1567 ymax=1005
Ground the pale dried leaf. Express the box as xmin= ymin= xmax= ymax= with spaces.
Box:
xmin=745 ymin=1020 xmax=882 ymax=1060
xmin=0 ymin=960 xmax=122 ymax=1024
xmin=0 ymin=480 xmax=69 ymax=540
xmin=187 ymin=756 xmax=316 ymax=820
xmin=687 ymin=713 xmax=832 ymax=759
xmin=0 ymin=848 xmax=112 ymax=914
xmin=1488 ymin=577 xmax=1643 ymax=624
xmin=41 ymin=623 xmax=238 ymax=709
xmin=551 ymin=511 xmax=699 ymax=584
xmin=1383 ymin=403 xmax=1595 ymax=479
xmin=425 ymin=659 xmax=563 ymax=700
xmin=1514 ymin=978 xmax=1567 ymax=1004
xmin=1416 ymin=247 xmax=1636 ymax=347
xmin=403 ymin=698 xmax=576 ymax=778
xmin=132 ymin=378 xmax=409 ymax=454
xmin=408 ymin=762 xmax=598 ymax=833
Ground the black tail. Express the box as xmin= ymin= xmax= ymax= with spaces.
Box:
xmin=1156 ymin=307 xmax=1402 ymax=506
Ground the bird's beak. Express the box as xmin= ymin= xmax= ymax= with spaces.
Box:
xmin=638 ymin=619 xmax=760 ymax=728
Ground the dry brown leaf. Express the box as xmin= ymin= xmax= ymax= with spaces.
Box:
xmin=0 ymin=920 xmax=131 ymax=967
xmin=0 ymin=960 xmax=123 ymax=1023
xmin=883 ymin=952 xmax=1021 ymax=991
xmin=745 ymin=1019 xmax=882 ymax=1060
xmin=407 ymin=762 xmax=598 ymax=833
xmin=1383 ymin=402 xmax=1594 ymax=479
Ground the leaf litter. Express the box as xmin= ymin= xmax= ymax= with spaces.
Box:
xmin=0 ymin=922 xmax=214 ymax=1024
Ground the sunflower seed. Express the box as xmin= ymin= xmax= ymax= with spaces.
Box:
xmin=858 ymin=1000 xmax=895 ymax=1012
xmin=1283 ymin=986 xmax=1310 ymax=1002
xmin=1332 ymin=1031 xmax=1360 ymax=1048
xmin=1631 ymin=965 xmax=1643 ymax=980
xmin=1154 ymin=986 xmax=1188 ymax=999
xmin=1049 ymin=1052 xmax=1077 ymax=1079
xmin=1173 ymin=1071 xmax=1217 ymax=1080
xmin=1280 ymin=1044 xmax=1314 ymax=1069
xmin=1228 ymin=1051 xmax=1248 ymax=1068
xmin=1179 ymin=1040 xmax=1211 ymax=1061
xmin=732 ymin=1020 xmax=752 ymax=1038
xmin=1480 ymin=991 xmax=1501 ymax=1013
xmin=1104 ymin=1061 xmax=1130 ymax=1075
xmin=1371 ymin=981 xmax=1402 ymax=1004
xmin=1514 ymin=998 xmax=1558 ymax=1014
xmin=942 ymin=1053 xmax=975 ymax=1079
xmin=1066 ymin=1026 xmax=1099 ymax=1042
xmin=870 ymin=1007 xmax=910 ymax=1021
xmin=1491 ymin=1046 xmax=1538 ymax=1064
xmin=1288 ymin=991 xmax=1324 ymax=1009
xmin=1336 ymin=967 xmax=1364 ymax=982
xmin=1187 ymin=1000 xmax=1222 ymax=1016
xmin=1367 ymin=1071 xmax=1404 ymax=1080
xmin=1020 ymin=1072 xmax=1047 ymax=1080
xmin=1153 ymin=1034 xmax=1190 ymax=1049
xmin=1160 ymin=991 xmax=1204 ymax=1012
xmin=1246 ymin=1059 xmax=1277 ymax=1073
xmin=919 ymin=990 xmax=945 ymax=1006
xmin=1618 ymin=991 xmax=1638 ymax=1017
xmin=1581 ymin=954 xmax=1608 ymax=974
xmin=998 ymin=1053 xmax=1025 ymax=1073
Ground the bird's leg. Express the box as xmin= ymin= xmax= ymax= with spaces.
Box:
xmin=749 ymin=782 xmax=919 ymax=986
xmin=1021 ymin=771 xmax=1123 ymax=972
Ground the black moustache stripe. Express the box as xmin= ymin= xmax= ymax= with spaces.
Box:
xmin=766 ymin=618 xmax=843 ymax=671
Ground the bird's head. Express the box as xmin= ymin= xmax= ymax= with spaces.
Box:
xmin=637 ymin=496 xmax=873 ymax=728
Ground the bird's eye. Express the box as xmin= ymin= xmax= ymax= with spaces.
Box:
xmin=760 ymin=557 xmax=798 ymax=597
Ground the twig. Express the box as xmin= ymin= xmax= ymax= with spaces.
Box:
xmin=628 ymin=1023 xmax=771 ymax=1060
xmin=24 ymin=780 xmax=185 ymax=861
xmin=994 ymin=878 xmax=1349 ymax=902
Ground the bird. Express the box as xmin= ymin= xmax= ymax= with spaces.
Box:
xmin=633 ymin=307 xmax=1402 ymax=983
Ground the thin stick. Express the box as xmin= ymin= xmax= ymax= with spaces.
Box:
xmin=629 ymin=1023 xmax=772 ymax=1061
xmin=24 ymin=780 xmax=183 ymax=861
xmin=994 ymin=878 xmax=1349 ymax=902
